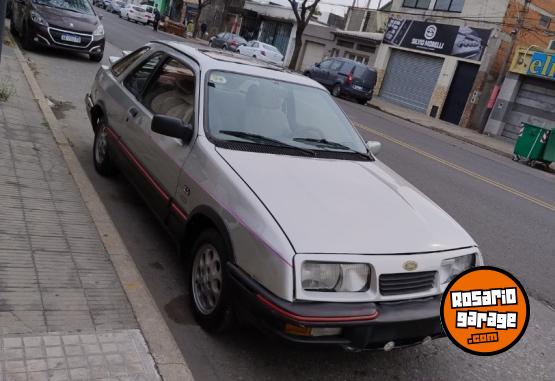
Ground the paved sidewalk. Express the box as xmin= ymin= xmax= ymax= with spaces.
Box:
xmin=369 ymin=97 xmax=515 ymax=158
xmin=0 ymin=43 xmax=160 ymax=379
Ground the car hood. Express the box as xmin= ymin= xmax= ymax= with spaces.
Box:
xmin=217 ymin=149 xmax=476 ymax=254
xmin=35 ymin=4 xmax=99 ymax=33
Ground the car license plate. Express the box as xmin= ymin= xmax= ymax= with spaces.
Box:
xmin=352 ymin=85 xmax=363 ymax=91
xmin=61 ymin=34 xmax=81 ymax=43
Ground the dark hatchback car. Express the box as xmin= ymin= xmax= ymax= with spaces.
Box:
xmin=305 ymin=58 xmax=377 ymax=105
xmin=209 ymin=32 xmax=247 ymax=52
xmin=10 ymin=0 xmax=105 ymax=61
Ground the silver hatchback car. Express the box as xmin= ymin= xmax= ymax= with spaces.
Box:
xmin=86 ymin=41 xmax=483 ymax=350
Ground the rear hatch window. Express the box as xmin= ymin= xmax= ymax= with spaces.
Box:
xmin=353 ymin=65 xmax=377 ymax=89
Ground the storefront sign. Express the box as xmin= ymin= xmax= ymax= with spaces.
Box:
xmin=383 ymin=18 xmax=492 ymax=62
xmin=528 ymin=52 xmax=555 ymax=80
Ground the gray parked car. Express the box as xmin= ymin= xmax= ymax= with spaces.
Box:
xmin=85 ymin=41 xmax=482 ymax=350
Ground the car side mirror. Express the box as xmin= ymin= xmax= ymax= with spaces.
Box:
xmin=366 ymin=141 xmax=382 ymax=156
xmin=152 ymin=115 xmax=193 ymax=144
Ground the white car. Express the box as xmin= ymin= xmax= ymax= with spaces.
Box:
xmin=140 ymin=4 xmax=156 ymax=24
xmin=120 ymin=5 xmax=148 ymax=24
xmin=86 ymin=41 xmax=483 ymax=351
xmin=238 ymin=41 xmax=284 ymax=65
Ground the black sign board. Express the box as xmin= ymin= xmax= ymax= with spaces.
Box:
xmin=383 ymin=18 xmax=492 ymax=62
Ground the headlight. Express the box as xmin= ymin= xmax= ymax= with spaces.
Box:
xmin=301 ymin=262 xmax=370 ymax=292
xmin=30 ymin=10 xmax=47 ymax=26
xmin=440 ymin=254 xmax=475 ymax=285
xmin=93 ymin=23 xmax=104 ymax=37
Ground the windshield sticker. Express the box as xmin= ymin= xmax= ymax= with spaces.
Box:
xmin=209 ymin=74 xmax=227 ymax=84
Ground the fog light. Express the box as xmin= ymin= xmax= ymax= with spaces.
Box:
xmin=310 ymin=327 xmax=342 ymax=337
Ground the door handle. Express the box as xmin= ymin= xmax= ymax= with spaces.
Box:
xmin=126 ymin=107 xmax=138 ymax=122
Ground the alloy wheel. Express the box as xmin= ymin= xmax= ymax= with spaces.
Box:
xmin=192 ymin=243 xmax=223 ymax=315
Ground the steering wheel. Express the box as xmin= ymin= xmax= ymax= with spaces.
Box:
xmin=294 ymin=127 xmax=325 ymax=140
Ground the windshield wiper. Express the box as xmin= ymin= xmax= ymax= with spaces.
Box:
xmin=293 ymin=137 xmax=372 ymax=159
xmin=219 ymin=130 xmax=315 ymax=156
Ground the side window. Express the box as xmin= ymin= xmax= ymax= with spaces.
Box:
xmin=111 ymin=47 xmax=150 ymax=76
xmin=339 ymin=62 xmax=355 ymax=75
xmin=319 ymin=60 xmax=332 ymax=69
xmin=142 ymin=58 xmax=196 ymax=125
xmin=124 ymin=53 xmax=164 ymax=98
xmin=330 ymin=60 xmax=343 ymax=71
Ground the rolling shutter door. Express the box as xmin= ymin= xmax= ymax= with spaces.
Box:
xmin=301 ymin=42 xmax=325 ymax=71
xmin=380 ymin=50 xmax=443 ymax=113
xmin=503 ymin=77 xmax=555 ymax=140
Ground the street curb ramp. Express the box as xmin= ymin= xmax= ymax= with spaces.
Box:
xmin=7 ymin=33 xmax=194 ymax=381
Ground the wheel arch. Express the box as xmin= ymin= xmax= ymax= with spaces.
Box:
xmin=181 ymin=205 xmax=235 ymax=263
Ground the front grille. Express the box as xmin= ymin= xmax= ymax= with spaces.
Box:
xmin=379 ymin=271 xmax=436 ymax=296
xmin=49 ymin=28 xmax=92 ymax=48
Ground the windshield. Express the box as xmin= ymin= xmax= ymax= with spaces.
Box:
xmin=34 ymin=0 xmax=94 ymax=14
xmin=263 ymin=43 xmax=280 ymax=53
xmin=206 ymin=71 xmax=367 ymax=155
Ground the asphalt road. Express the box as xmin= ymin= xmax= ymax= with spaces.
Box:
xmin=9 ymin=7 xmax=555 ymax=380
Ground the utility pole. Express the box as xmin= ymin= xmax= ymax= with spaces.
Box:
xmin=485 ymin=0 xmax=530 ymax=112
xmin=0 ymin=0 xmax=7 ymax=65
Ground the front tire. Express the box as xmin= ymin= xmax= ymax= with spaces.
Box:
xmin=89 ymin=50 xmax=103 ymax=62
xmin=21 ymin=24 xmax=35 ymax=51
xmin=189 ymin=229 xmax=234 ymax=333
xmin=93 ymin=116 xmax=117 ymax=177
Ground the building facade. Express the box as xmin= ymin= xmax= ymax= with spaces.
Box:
xmin=484 ymin=0 xmax=555 ymax=140
xmin=374 ymin=0 xmax=510 ymax=129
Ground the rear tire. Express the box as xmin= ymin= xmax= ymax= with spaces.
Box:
xmin=93 ymin=116 xmax=117 ymax=177
xmin=9 ymin=19 xmax=17 ymax=36
xmin=332 ymin=84 xmax=341 ymax=97
xmin=358 ymin=99 xmax=368 ymax=105
xmin=189 ymin=229 xmax=235 ymax=333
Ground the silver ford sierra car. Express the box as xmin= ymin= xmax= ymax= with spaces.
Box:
xmin=85 ymin=41 xmax=483 ymax=350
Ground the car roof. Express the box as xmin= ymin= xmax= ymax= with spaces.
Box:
xmin=154 ymin=41 xmax=325 ymax=90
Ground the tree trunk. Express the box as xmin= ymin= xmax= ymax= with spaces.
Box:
xmin=193 ymin=8 xmax=202 ymax=36
xmin=288 ymin=27 xmax=305 ymax=71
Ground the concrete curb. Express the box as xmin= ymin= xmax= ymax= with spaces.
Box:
xmin=368 ymin=104 xmax=514 ymax=160
xmin=8 ymin=33 xmax=194 ymax=381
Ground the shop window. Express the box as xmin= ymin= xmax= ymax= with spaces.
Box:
xmin=402 ymin=0 xmax=431 ymax=10
xmin=539 ymin=15 xmax=551 ymax=29
xmin=357 ymin=44 xmax=376 ymax=53
xmin=434 ymin=0 xmax=465 ymax=13
xmin=337 ymin=39 xmax=355 ymax=48
xmin=362 ymin=11 xmax=371 ymax=31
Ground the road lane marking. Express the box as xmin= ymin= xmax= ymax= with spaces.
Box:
xmin=354 ymin=122 xmax=555 ymax=212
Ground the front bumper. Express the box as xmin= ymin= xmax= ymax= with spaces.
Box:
xmin=29 ymin=22 xmax=104 ymax=55
xmin=228 ymin=264 xmax=444 ymax=350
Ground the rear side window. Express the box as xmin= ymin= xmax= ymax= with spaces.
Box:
xmin=124 ymin=53 xmax=164 ymax=98
xmin=142 ymin=59 xmax=196 ymax=124
xmin=339 ymin=62 xmax=355 ymax=75
xmin=111 ymin=47 xmax=150 ymax=76
xmin=330 ymin=60 xmax=343 ymax=71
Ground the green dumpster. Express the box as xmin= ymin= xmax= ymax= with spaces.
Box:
xmin=542 ymin=130 xmax=555 ymax=164
xmin=513 ymin=123 xmax=549 ymax=163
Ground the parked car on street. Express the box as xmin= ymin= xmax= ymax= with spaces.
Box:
xmin=100 ymin=0 xmax=112 ymax=9
xmin=109 ymin=0 xmax=126 ymax=14
xmin=209 ymin=32 xmax=247 ymax=52
xmin=238 ymin=40 xmax=283 ymax=65
xmin=86 ymin=41 xmax=482 ymax=351
xmin=120 ymin=5 xmax=148 ymax=24
xmin=140 ymin=4 xmax=156 ymax=25
xmin=10 ymin=0 xmax=105 ymax=61
xmin=305 ymin=57 xmax=377 ymax=105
